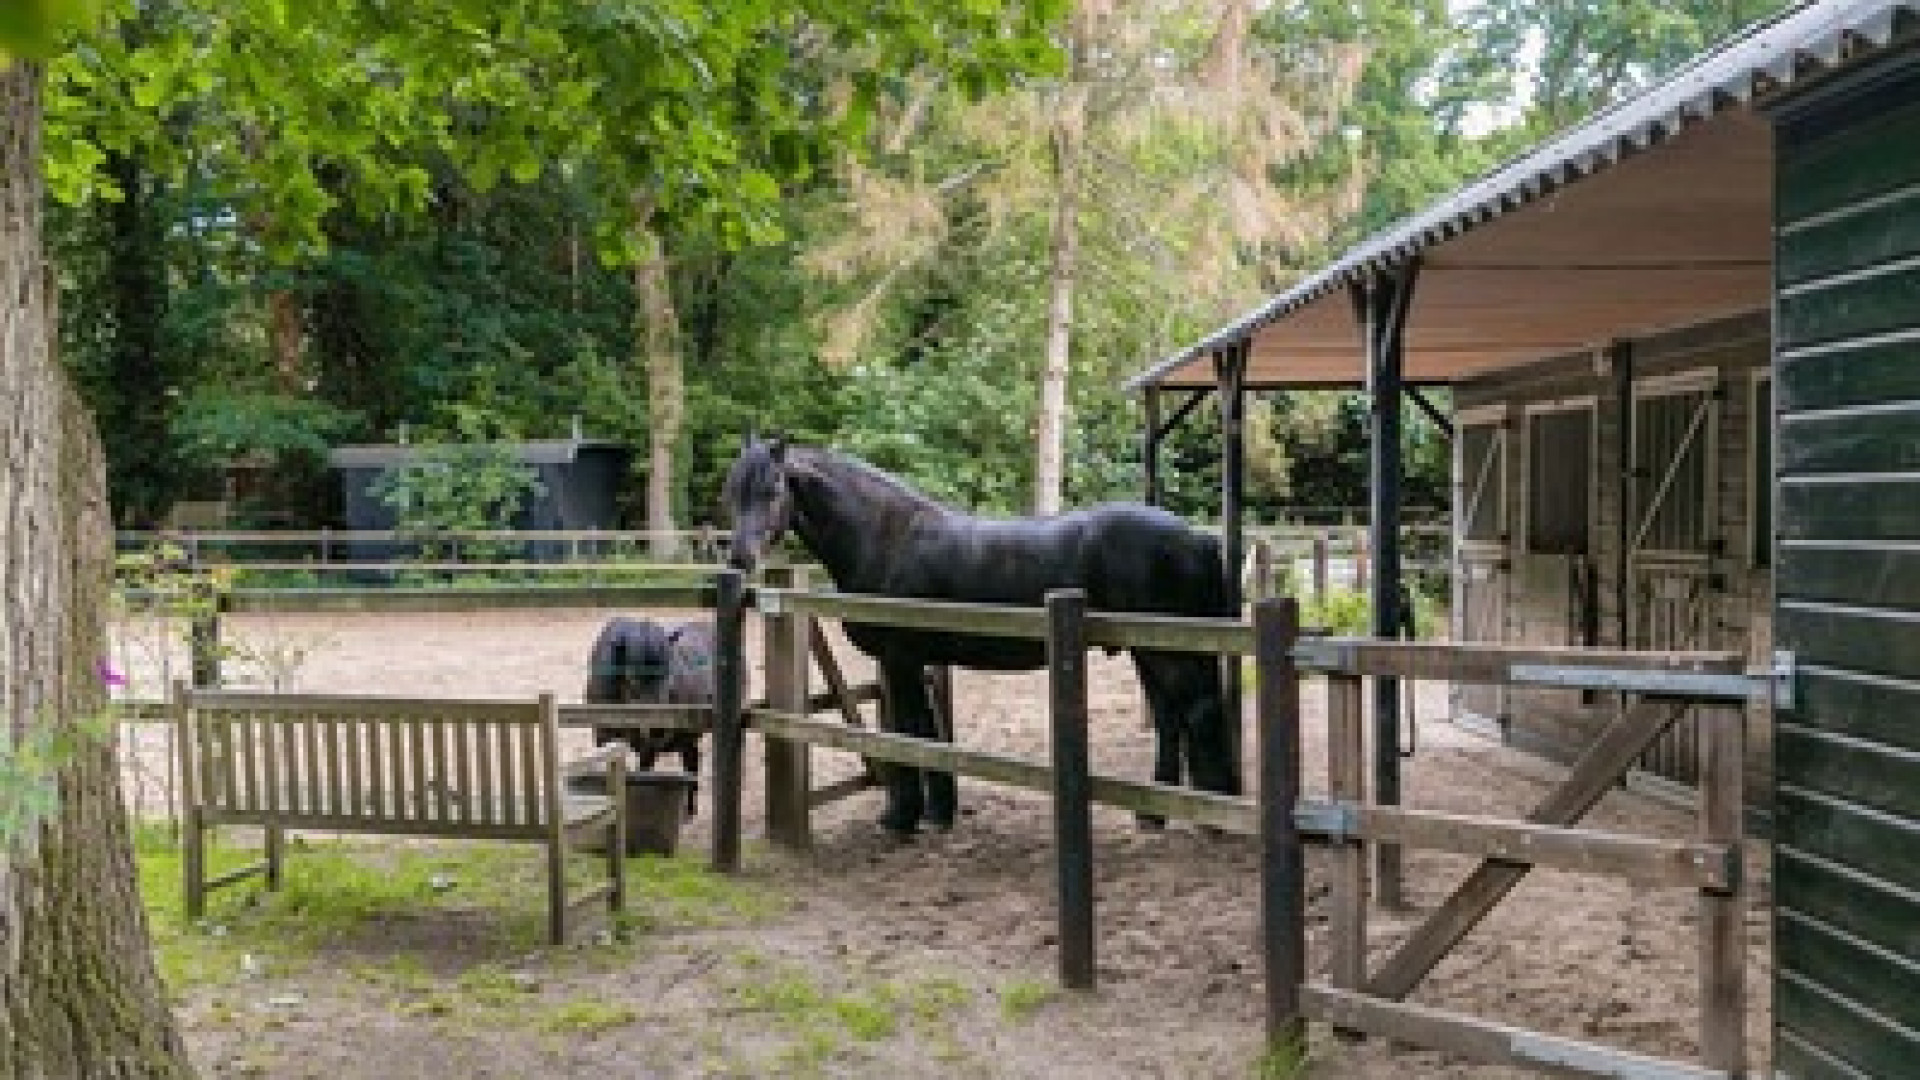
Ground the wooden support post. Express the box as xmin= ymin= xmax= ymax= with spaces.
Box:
xmin=1143 ymin=387 xmax=1163 ymax=508
xmin=1047 ymin=588 xmax=1095 ymax=991
xmin=1365 ymin=698 xmax=1689 ymax=1000
xmin=710 ymin=569 xmax=747 ymax=873
xmin=1313 ymin=531 xmax=1330 ymax=603
xmin=763 ymin=565 xmax=812 ymax=851
xmin=1327 ymin=673 xmax=1369 ymax=1011
xmin=190 ymin=578 xmax=222 ymax=689
xmin=1699 ymin=706 xmax=1746 ymax=1074
xmin=1255 ymin=598 xmax=1305 ymax=1048
xmin=1215 ymin=341 xmax=1250 ymax=785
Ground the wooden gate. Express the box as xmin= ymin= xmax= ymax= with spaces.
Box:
xmin=1627 ymin=373 xmax=1720 ymax=787
xmin=1452 ymin=408 xmax=1509 ymax=736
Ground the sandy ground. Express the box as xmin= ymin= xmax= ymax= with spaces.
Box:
xmin=114 ymin=609 xmax=1771 ymax=1078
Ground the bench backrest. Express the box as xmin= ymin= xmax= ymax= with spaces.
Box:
xmin=176 ymin=688 xmax=564 ymax=839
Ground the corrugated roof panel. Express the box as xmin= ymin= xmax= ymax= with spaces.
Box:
xmin=1129 ymin=0 xmax=1920 ymax=390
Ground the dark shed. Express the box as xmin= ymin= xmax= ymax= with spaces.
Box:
xmin=1128 ymin=2 xmax=1920 ymax=1073
xmin=328 ymin=439 xmax=633 ymax=555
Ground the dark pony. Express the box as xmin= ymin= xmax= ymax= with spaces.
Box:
xmin=584 ymin=616 xmax=716 ymax=814
xmin=721 ymin=435 xmax=1236 ymax=836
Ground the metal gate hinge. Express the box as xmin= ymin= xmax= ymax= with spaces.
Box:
xmin=1770 ymin=649 xmax=1796 ymax=710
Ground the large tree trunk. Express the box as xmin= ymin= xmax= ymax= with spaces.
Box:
xmin=1033 ymin=111 xmax=1080 ymax=517
xmin=632 ymin=203 xmax=684 ymax=560
xmin=0 ymin=62 xmax=195 ymax=1078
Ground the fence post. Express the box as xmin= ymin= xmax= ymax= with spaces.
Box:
xmin=1046 ymin=588 xmax=1095 ymax=991
xmin=711 ymin=569 xmax=747 ymax=874
xmin=763 ymin=565 xmax=812 ymax=851
xmin=190 ymin=576 xmax=222 ymax=689
xmin=1699 ymin=705 xmax=1746 ymax=1073
xmin=1327 ymin=671 xmax=1368 ymax=1039
xmin=1255 ymin=597 xmax=1305 ymax=1049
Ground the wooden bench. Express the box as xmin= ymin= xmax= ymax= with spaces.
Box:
xmin=174 ymin=686 xmax=626 ymax=945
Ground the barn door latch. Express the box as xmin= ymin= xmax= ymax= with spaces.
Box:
xmin=1768 ymin=649 xmax=1796 ymax=711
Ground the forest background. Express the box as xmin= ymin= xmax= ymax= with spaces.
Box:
xmin=44 ymin=0 xmax=1789 ymax=536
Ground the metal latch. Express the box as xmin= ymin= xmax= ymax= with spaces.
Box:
xmin=1293 ymin=798 xmax=1360 ymax=841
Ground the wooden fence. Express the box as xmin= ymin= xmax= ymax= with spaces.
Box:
xmin=120 ymin=570 xmax=1770 ymax=1077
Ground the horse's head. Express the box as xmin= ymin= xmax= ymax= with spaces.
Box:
xmin=720 ymin=434 xmax=793 ymax=573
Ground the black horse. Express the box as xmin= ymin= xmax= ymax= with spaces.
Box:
xmin=721 ymin=435 xmax=1237 ymax=836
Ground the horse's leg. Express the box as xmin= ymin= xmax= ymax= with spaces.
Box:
xmin=877 ymin=660 xmax=929 ymax=836
xmin=1177 ymin=654 xmax=1241 ymax=797
xmin=1129 ymin=650 xmax=1184 ymax=830
xmin=679 ymin=736 xmax=701 ymax=816
xmin=921 ymin=667 xmax=957 ymax=831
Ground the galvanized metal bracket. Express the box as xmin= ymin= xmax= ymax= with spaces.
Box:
xmin=1507 ymin=663 xmax=1760 ymax=702
xmin=1291 ymin=637 xmax=1357 ymax=673
xmin=1294 ymin=798 xmax=1361 ymax=841
xmin=1769 ymin=649 xmax=1796 ymax=711
xmin=755 ymin=588 xmax=786 ymax=616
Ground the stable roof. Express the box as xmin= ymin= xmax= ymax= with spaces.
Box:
xmin=1127 ymin=0 xmax=1920 ymax=390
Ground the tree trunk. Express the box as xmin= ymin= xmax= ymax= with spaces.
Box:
xmin=632 ymin=204 xmax=684 ymax=560
xmin=1033 ymin=112 xmax=1080 ymax=517
xmin=0 ymin=62 xmax=195 ymax=1079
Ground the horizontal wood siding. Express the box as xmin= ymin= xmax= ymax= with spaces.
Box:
xmin=1772 ymin=54 xmax=1920 ymax=1078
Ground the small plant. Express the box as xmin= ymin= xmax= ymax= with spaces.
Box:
xmin=536 ymin=999 xmax=637 ymax=1035
xmin=999 ymin=977 xmax=1057 ymax=1021
xmin=1252 ymin=1032 xmax=1312 ymax=1080
xmin=370 ymin=441 xmax=545 ymax=568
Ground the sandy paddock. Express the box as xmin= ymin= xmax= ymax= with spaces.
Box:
xmin=114 ymin=608 xmax=1771 ymax=1078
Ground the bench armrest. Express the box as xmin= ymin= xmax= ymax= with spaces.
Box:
xmin=567 ymin=740 xmax=630 ymax=776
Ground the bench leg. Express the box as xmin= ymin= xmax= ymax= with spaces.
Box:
xmin=265 ymin=825 xmax=285 ymax=892
xmin=607 ymin=820 xmax=625 ymax=917
xmin=184 ymin=810 xmax=206 ymax=920
xmin=547 ymin=840 xmax=568 ymax=947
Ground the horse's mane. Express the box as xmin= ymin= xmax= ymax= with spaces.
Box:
xmin=790 ymin=446 xmax=948 ymax=515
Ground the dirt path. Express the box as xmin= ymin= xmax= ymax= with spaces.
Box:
xmin=116 ymin=609 xmax=1770 ymax=1078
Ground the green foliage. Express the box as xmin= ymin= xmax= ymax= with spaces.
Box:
xmin=171 ymin=389 xmax=357 ymax=467
xmin=370 ymin=442 xmax=546 ymax=541
xmin=998 ymin=977 xmax=1057 ymax=1021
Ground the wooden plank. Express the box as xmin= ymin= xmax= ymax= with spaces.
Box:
xmin=1778 ymin=407 xmax=1920 ymax=474
xmin=1775 ymin=844 xmax=1920 ymax=964
xmin=539 ymin=692 xmax=566 ymax=947
xmin=1777 ymin=913 xmax=1920 ymax=1032
xmin=1293 ymin=639 xmax=1742 ymax=685
xmin=771 ymin=590 xmax=1047 ymax=639
xmin=1255 ymin=599 xmax=1306 ymax=1046
xmin=1048 ymin=590 xmax=1096 ymax=991
xmin=1775 ymin=786 xmax=1920 ymax=895
xmin=710 ymin=570 xmax=748 ymax=873
xmin=1300 ymin=986 xmax=1731 ymax=1080
xmin=1773 ymin=1029 xmax=1878 ymax=1080
xmin=1082 ymin=612 xmax=1250 ymax=657
xmin=192 ymin=691 xmax=547 ymax=719
xmin=806 ymin=773 xmax=876 ymax=808
xmin=1698 ymin=701 xmax=1746 ymax=1074
xmin=1777 ymin=101 xmax=1920 ymax=224
xmin=1780 ymin=547 xmax=1920 ymax=612
xmin=809 ymin=629 xmax=871 ymax=729
xmin=1778 ymin=724 xmax=1920 ymax=822
xmin=1779 ymin=186 xmax=1920 ymax=285
xmin=223 ymin=583 xmax=717 ymax=615
xmin=558 ymin=703 xmax=711 ymax=731
xmin=1326 ymin=673 xmax=1368 ymax=993
xmin=1364 ymin=700 xmax=1690 ymax=1000
xmin=1776 ymin=973 xmax=1920 ymax=1080
xmin=195 ymin=808 xmax=548 ymax=841
xmin=1355 ymin=807 xmax=1736 ymax=889
xmin=1776 ymin=606 xmax=1920 ymax=680
xmin=750 ymin=708 xmax=1258 ymax=833
xmin=1778 ymin=336 xmax=1920 ymax=414
xmin=763 ymin=566 xmax=813 ymax=851
xmin=1780 ymin=262 xmax=1920 ymax=351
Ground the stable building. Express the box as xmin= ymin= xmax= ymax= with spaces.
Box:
xmin=1127 ymin=2 xmax=1920 ymax=1074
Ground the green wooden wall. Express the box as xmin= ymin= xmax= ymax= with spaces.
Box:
xmin=1771 ymin=51 xmax=1920 ymax=1080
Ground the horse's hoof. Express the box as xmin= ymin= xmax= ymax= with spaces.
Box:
xmin=1135 ymin=813 xmax=1168 ymax=831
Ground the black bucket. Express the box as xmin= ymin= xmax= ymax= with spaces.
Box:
xmin=567 ymin=771 xmax=698 ymax=856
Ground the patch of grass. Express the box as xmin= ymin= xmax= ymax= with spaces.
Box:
xmin=535 ymin=999 xmax=638 ymax=1035
xmin=904 ymin=975 xmax=971 ymax=1023
xmin=1252 ymin=1033 xmax=1311 ymax=1080
xmin=734 ymin=970 xmax=827 ymax=1020
xmin=626 ymin=853 xmax=781 ymax=928
xmin=999 ymin=977 xmax=1058 ymax=1022
xmin=831 ymin=989 xmax=898 ymax=1041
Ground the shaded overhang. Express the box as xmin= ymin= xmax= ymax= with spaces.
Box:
xmin=1127 ymin=0 xmax=1920 ymax=392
